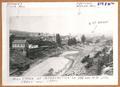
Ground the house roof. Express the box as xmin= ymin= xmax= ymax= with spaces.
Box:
xmin=13 ymin=40 xmax=27 ymax=44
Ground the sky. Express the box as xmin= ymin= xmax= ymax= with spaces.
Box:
xmin=9 ymin=15 xmax=114 ymax=37
xmin=9 ymin=2 xmax=117 ymax=37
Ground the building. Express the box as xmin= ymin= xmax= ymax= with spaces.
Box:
xmin=12 ymin=40 xmax=28 ymax=49
xmin=12 ymin=40 xmax=29 ymax=56
xmin=29 ymin=44 xmax=38 ymax=49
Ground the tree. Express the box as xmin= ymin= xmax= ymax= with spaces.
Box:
xmin=68 ymin=37 xmax=77 ymax=46
xmin=25 ymin=42 xmax=29 ymax=57
xmin=95 ymin=39 xmax=100 ymax=43
xmin=10 ymin=34 xmax=15 ymax=49
xmin=81 ymin=35 xmax=86 ymax=44
xmin=56 ymin=34 xmax=62 ymax=47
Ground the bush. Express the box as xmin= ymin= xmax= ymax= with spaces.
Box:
xmin=85 ymin=63 xmax=93 ymax=69
xmin=10 ymin=50 xmax=31 ymax=70
xmin=68 ymin=38 xmax=77 ymax=46
xmin=81 ymin=55 xmax=90 ymax=63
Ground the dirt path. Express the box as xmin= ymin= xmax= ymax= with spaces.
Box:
xmin=22 ymin=51 xmax=79 ymax=76
xmin=22 ymin=45 xmax=94 ymax=76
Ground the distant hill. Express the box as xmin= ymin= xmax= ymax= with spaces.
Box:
xmin=10 ymin=30 xmax=30 ymax=37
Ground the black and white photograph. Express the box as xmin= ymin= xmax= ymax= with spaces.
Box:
xmin=9 ymin=16 xmax=113 ymax=76
xmin=2 ymin=2 xmax=118 ymax=85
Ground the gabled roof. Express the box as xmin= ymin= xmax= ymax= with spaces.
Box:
xmin=13 ymin=40 xmax=27 ymax=44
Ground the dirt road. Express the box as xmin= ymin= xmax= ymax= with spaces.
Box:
xmin=22 ymin=51 xmax=79 ymax=76
xmin=22 ymin=45 xmax=95 ymax=76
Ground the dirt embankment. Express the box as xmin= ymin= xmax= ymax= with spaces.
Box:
xmin=63 ymin=46 xmax=94 ymax=76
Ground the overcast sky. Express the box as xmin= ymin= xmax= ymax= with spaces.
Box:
xmin=8 ymin=2 xmax=118 ymax=37
xmin=9 ymin=15 xmax=114 ymax=37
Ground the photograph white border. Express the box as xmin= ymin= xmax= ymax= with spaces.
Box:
xmin=2 ymin=2 xmax=118 ymax=86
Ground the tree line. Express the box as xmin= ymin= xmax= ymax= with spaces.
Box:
xmin=10 ymin=33 xmax=87 ymax=49
xmin=56 ymin=34 xmax=86 ymax=46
